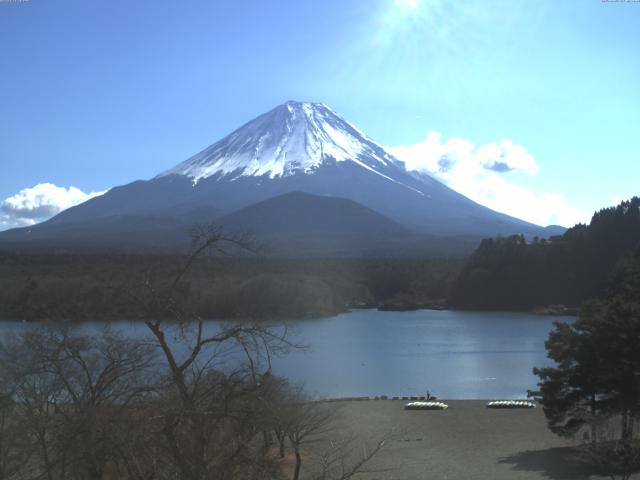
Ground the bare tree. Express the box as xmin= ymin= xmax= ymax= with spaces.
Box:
xmin=0 ymin=326 xmax=158 ymax=480
xmin=282 ymin=395 xmax=390 ymax=480
xmin=312 ymin=435 xmax=387 ymax=480
xmin=286 ymin=400 xmax=335 ymax=480
xmin=128 ymin=225 xmax=297 ymax=480
xmin=1 ymin=329 xmax=69 ymax=480
xmin=0 ymin=380 xmax=23 ymax=480
xmin=260 ymin=375 xmax=295 ymax=459
xmin=0 ymin=225 xmax=388 ymax=480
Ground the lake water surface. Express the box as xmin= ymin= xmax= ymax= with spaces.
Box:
xmin=0 ymin=309 xmax=573 ymax=400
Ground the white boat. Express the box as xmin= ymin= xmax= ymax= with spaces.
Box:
xmin=404 ymin=401 xmax=448 ymax=410
xmin=486 ymin=400 xmax=535 ymax=409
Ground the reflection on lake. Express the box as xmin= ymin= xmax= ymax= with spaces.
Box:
xmin=0 ymin=309 xmax=573 ymax=399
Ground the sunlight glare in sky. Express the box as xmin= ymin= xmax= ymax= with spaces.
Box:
xmin=1 ymin=1 xmax=639 ymax=227
xmin=379 ymin=0 xmax=447 ymax=46
xmin=395 ymin=0 xmax=420 ymax=13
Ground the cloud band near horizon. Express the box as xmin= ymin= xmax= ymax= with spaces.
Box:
xmin=0 ymin=183 xmax=106 ymax=231
xmin=386 ymin=131 xmax=589 ymax=228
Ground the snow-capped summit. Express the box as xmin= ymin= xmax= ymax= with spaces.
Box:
xmin=4 ymin=100 xmax=563 ymax=254
xmin=159 ymin=101 xmax=401 ymax=183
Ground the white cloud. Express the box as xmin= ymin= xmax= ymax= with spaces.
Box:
xmin=386 ymin=131 xmax=588 ymax=227
xmin=0 ymin=183 xmax=106 ymax=231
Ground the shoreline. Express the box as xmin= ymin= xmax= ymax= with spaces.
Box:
xmin=315 ymin=396 xmax=537 ymax=403
xmin=0 ymin=305 xmax=579 ymax=323
xmin=317 ymin=399 xmax=599 ymax=480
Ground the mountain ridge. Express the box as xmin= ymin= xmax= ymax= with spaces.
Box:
xmin=0 ymin=101 xmax=565 ymax=254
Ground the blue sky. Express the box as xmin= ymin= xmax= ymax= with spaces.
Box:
xmin=1 ymin=0 xmax=639 ymax=229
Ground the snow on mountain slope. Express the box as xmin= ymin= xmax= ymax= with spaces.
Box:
xmin=2 ymin=100 xmax=563 ymax=251
xmin=159 ymin=101 xmax=408 ymax=186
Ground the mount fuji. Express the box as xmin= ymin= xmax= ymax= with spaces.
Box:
xmin=0 ymin=101 xmax=564 ymax=255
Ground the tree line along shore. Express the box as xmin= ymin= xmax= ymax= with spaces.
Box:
xmin=0 ymin=254 xmax=460 ymax=321
xmin=1 ymin=197 xmax=639 ymax=322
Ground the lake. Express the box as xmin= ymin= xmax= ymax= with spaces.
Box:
xmin=0 ymin=309 xmax=573 ymax=400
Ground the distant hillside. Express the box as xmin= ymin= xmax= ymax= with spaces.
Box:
xmin=218 ymin=191 xmax=411 ymax=238
xmin=216 ymin=191 xmax=477 ymax=257
xmin=450 ymin=197 xmax=640 ymax=310
xmin=0 ymin=215 xmax=191 ymax=253
xmin=0 ymin=192 xmax=480 ymax=257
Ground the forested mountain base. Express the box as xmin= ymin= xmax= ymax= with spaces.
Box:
xmin=6 ymin=198 xmax=638 ymax=321
xmin=0 ymin=253 xmax=461 ymax=321
xmin=450 ymin=197 xmax=640 ymax=310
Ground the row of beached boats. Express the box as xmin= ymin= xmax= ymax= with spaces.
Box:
xmin=404 ymin=401 xmax=449 ymax=410
xmin=486 ymin=400 xmax=536 ymax=409
xmin=404 ymin=400 xmax=536 ymax=410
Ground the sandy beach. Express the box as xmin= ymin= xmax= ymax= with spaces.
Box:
xmin=305 ymin=399 xmax=622 ymax=480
